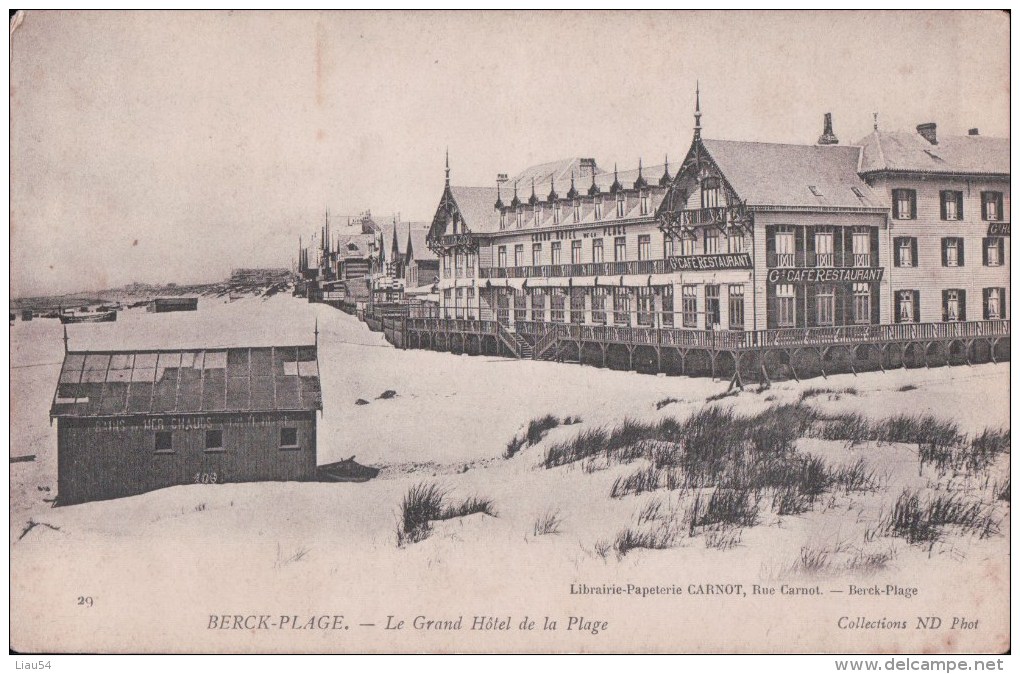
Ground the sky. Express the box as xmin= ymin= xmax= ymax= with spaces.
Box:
xmin=9 ymin=10 xmax=1010 ymax=297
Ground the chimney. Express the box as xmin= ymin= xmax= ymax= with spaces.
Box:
xmin=916 ymin=122 xmax=937 ymax=145
xmin=496 ymin=173 xmax=509 ymax=184
xmin=817 ymin=112 xmax=839 ymax=145
xmin=968 ymin=128 xmax=980 ymax=136
xmin=579 ymin=158 xmax=597 ymax=178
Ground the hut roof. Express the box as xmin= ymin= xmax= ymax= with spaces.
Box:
xmin=51 ymin=345 xmax=322 ymax=417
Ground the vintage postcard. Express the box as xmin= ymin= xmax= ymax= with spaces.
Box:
xmin=9 ymin=10 xmax=1010 ymax=655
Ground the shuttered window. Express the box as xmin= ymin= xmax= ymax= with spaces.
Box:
xmin=892 ymin=189 xmax=916 ymax=220
xmin=940 ymin=191 xmax=963 ymax=220
xmin=981 ymin=192 xmax=1004 ymax=221
xmin=896 ymin=290 xmax=920 ymax=324
xmin=894 ymin=237 xmax=918 ymax=267
xmin=728 ymin=285 xmax=744 ymax=330
xmin=941 ymin=238 xmax=964 ymax=267
xmin=983 ymin=237 xmax=1005 ymax=266
xmin=942 ymin=289 xmax=966 ymax=322
xmin=984 ymin=288 xmax=1007 ymax=320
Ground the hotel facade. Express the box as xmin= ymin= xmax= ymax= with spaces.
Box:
xmin=416 ymin=99 xmax=1008 ymax=380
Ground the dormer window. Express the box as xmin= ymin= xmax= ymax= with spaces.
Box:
xmin=701 ymin=176 xmax=720 ymax=208
xmin=534 ymin=204 xmax=542 ymax=225
xmin=516 ymin=208 xmax=523 ymax=228
xmin=594 ymin=197 xmax=603 ymax=221
xmin=499 ymin=210 xmax=506 ymax=230
xmin=616 ymin=193 xmax=626 ymax=218
xmin=640 ymin=192 xmax=650 ymax=216
xmin=573 ymin=200 xmax=581 ymax=222
xmin=553 ymin=204 xmax=561 ymax=225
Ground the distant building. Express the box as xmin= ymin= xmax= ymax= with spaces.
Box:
xmin=230 ymin=268 xmax=292 ymax=285
xmin=50 ymin=344 xmax=323 ymax=505
xmin=147 ymin=297 xmax=199 ymax=313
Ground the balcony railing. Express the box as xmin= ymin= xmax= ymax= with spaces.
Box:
xmin=480 ymin=259 xmax=671 ymax=279
xmin=405 ymin=318 xmax=1010 ymax=351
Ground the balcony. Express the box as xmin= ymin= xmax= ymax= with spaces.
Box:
xmin=480 ymin=259 xmax=670 ymax=279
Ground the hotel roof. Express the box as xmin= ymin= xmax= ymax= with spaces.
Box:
xmin=855 ymin=130 xmax=1009 ymax=176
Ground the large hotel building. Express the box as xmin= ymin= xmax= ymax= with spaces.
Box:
xmin=419 ymin=95 xmax=1008 ymax=378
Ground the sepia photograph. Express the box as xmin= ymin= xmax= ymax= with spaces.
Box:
xmin=8 ymin=10 xmax=1011 ymax=659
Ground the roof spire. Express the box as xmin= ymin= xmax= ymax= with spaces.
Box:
xmin=528 ymin=176 xmax=539 ymax=205
xmin=694 ymin=81 xmax=702 ymax=140
xmin=510 ymin=180 xmax=521 ymax=209
xmin=494 ymin=180 xmax=504 ymax=209
xmin=566 ymin=171 xmax=578 ymax=200
xmin=547 ymin=174 xmax=558 ymax=202
xmin=406 ymin=223 xmax=414 ymax=260
xmin=634 ymin=158 xmax=648 ymax=190
xmin=444 ymin=147 xmax=450 ymax=186
xmin=660 ymin=154 xmax=672 ymax=186
xmin=610 ymin=164 xmax=623 ymax=193
xmin=588 ymin=169 xmax=601 ymax=197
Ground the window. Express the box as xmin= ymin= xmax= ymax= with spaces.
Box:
xmin=530 ymin=288 xmax=546 ymax=321
xmin=594 ymin=198 xmax=603 ymax=221
xmin=638 ymin=235 xmax=650 ymax=261
xmin=573 ymin=200 xmax=581 ymax=223
xmin=532 ymin=243 xmax=542 ymax=267
xmin=466 ymin=251 xmax=475 ymax=274
xmin=455 ymin=287 xmax=464 ymax=318
xmin=499 ymin=211 xmax=506 ymax=229
xmin=943 ymin=289 xmax=966 ymax=322
xmin=553 ymin=205 xmax=560 ymax=225
xmin=570 ymin=288 xmax=585 ymax=324
xmin=497 ymin=246 xmax=507 ymax=268
xmin=514 ymin=291 xmax=527 ymax=323
xmin=984 ymin=287 xmax=1006 ymax=320
xmin=592 ymin=288 xmax=608 ymax=324
xmin=851 ymin=231 xmax=871 ymax=267
xmin=892 ymin=189 xmax=916 ymax=220
xmin=728 ymin=231 xmax=744 ymax=254
xmin=852 ymin=284 xmax=872 ymax=324
xmin=514 ymin=244 xmax=524 ymax=267
xmin=704 ymin=229 xmax=720 ymax=255
xmin=679 ymin=233 xmax=695 ymax=256
xmin=664 ymin=236 xmax=675 ymax=258
xmin=701 ymin=176 xmax=720 ymax=208
xmin=550 ymin=288 xmax=566 ymax=322
xmin=154 ymin=431 xmax=173 ymax=453
xmin=614 ymin=237 xmax=626 ymax=262
xmin=896 ymin=290 xmax=919 ymax=323
xmin=551 ymin=241 xmax=562 ymax=266
xmin=894 ymin=237 xmax=917 ymax=268
xmin=534 ymin=204 xmax=542 ymax=225
xmin=815 ymin=285 xmax=835 ymax=326
xmin=636 ymin=287 xmax=653 ymax=326
xmin=982 ymin=191 xmax=1003 ymax=221
xmin=613 ymin=287 xmax=631 ymax=326
xmin=941 ymin=191 xmax=963 ymax=220
xmin=455 ymin=252 xmax=465 ymax=278
xmin=775 ymin=230 xmax=795 ymax=267
xmin=776 ymin=284 xmax=796 ymax=327
xmin=616 ymin=194 xmax=626 ymax=218
xmin=443 ymin=254 xmax=451 ymax=277
xmin=705 ymin=285 xmax=721 ymax=327
xmin=516 ymin=209 xmax=524 ymax=228
xmin=984 ymin=237 xmax=1004 ymax=266
xmin=814 ymin=231 xmax=834 ymax=267
xmin=593 ymin=239 xmax=604 ymax=263
xmin=682 ymin=285 xmax=698 ymax=328
xmin=570 ymin=240 xmax=582 ymax=265
xmin=941 ymin=238 xmax=964 ymax=267
xmin=640 ymin=192 xmax=650 ymax=216
xmin=205 ymin=429 xmax=224 ymax=452
xmin=466 ymin=287 xmax=476 ymax=319
xmin=661 ymin=285 xmax=674 ymax=328
xmin=280 ymin=427 xmax=299 ymax=449
xmin=728 ymin=285 xmax=744 ymax=330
